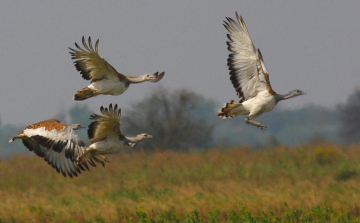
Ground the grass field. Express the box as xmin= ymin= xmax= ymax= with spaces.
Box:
xmin=1 ymin=143 xmax=360 ymax=222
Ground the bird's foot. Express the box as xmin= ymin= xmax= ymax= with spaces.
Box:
xmin=98 ymin=155 xmax=110 ymax=163
xmin=258 ymin=124 xmax=267 ymax=130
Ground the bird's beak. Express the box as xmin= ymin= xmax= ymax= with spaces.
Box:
xmin=302 ymin=91 xmax=307 ymax=95
xmin=78 ymin=125 xmax=85 ymax=129
xmin=147 ymin=134 xmax=153 ymax=139
xmin=149 ymin=72 xmax=165 ymax=83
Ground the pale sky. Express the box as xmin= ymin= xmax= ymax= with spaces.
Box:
xmin=0 ymin=1 xmax=359 ymax=125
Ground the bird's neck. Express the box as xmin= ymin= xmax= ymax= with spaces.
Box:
xmin=125 ymin=135 xmax=143 ymax=143
xmin=126 ymin=76 xmax=146 ymax=84
xmin=275 ymin=93 xmax=294 ymax=102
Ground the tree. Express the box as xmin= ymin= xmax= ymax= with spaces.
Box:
xmin=69 ymin=104 xmax=93 ymax=127
xmin=309 ymin=132 xmax=327 ymax=144
xmin=337 ymin=87 xmax=360 ymax=143
xmin=122 ymin=87 xmax=216 ymax=151
xmin=68 ymin=104 xmax=93 ymax=144
xmin=267 ymin=135 xmax=280 ymax=148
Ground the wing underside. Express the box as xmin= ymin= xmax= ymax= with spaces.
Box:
xmin=16 ymin=120 xmax=101 ymax=178
xmin=224 ymin=12 xmax=274 ymax=102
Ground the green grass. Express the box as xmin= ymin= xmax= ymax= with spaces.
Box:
xmin=0 ymin=143 xmax=360 ymax=222
xmin=58 ymin=204 xmax=360 ymax=222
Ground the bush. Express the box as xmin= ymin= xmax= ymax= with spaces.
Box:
xmin=122 ymin=87 xmax=216 ymax=150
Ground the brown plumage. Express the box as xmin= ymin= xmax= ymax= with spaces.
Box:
xmin=9 ymin=119 xmax=102 ymax=178
xmin=218 ymin=12 xmax=306 ymax=130
xmin=69 ymin=36 xmax=165 ymax=101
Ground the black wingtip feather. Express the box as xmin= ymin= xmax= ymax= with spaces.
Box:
xmin=95 ymin=39 xmax=99 ymax=52
xmin=258 ymin=48 xmax=263 ymax=61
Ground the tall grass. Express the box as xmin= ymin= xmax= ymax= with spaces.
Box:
xmin=0 ymin=143 xmax=360 ymax=222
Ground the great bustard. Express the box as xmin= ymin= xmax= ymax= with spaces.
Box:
xmin=76 ymin=103 xmax=153 ymax=164
xmin=9 ymin=119 xmax=103 ymax=178
xmin=217 ymin=13 xmax=306 ymax=130
xmin=69 ymin=36 xmax=165 ymax=101
xmin=9 ymin=105 xmax=152 ymax=177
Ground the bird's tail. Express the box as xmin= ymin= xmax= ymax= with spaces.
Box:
xmin=217 ymin=100 xmax=241 ymax=119
xmin=73 ymin=87 xmax=95 ymax=101
xmin=77 ymin=147 xmax=109 ymax=168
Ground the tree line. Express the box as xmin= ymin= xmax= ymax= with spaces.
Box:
xmin=1 ymin=87 xmax=359 ymax=156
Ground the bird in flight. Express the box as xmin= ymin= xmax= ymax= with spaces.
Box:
xmin=9 ymin=119 xmax=103 ymax=178
xmin=9 ymin=104 xmax=152 ymax=177
xmin=77 ymin=104 xmax=153 ymax=165
xmin=69 ymin=36 xmax=165 ymax=101
xmin=218 ymin=13 xmax=306 ymax=130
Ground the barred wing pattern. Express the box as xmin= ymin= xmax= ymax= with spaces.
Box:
xmin=11 ymin=119 xmax=98 ymax=178
xmin=69 ymin=36 xmax=126 ymax=82
xmin=88 ymin=104 xmax=124 ymax=143
xmin=225 ymin=12 xmax=275 ymax=102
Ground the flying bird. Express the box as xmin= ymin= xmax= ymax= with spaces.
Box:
xmin=77 ymin=104 xmax=153 ymax=164
xmin=217 ymin=13 xmax=306 ymax=129
xmin=9 ymin=119 xmax=104 ymax=178
xmin=69 ymin=36 xmax=165 ymax=101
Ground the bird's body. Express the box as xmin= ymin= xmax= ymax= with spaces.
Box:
xmin=226 ymin=90 xmax=277 ymax=118
xmin=69 ymin=36 xmax=165 ymax=100
xmin=77 ymin=104 xmax=152 ymax=164
xmin=87 ymin=136 xmax=126 ymax=155
xmin=88 ymin=75 xmax=129 ymax=96
xmin=218 ymin=13 xmax=306 ymax=129
xmin=9 ymin=119 xmax=101 ymax=177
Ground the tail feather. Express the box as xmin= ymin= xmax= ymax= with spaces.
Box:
xmin=217 ymin=100 xmax=241 ymax=119
xmin=76 ymin=147 xmax=108 ymax=168
xmin=73 ymin=87 xmax=95 ymax=101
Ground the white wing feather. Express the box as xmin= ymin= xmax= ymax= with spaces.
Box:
xmin=225 ymin=13 xmax=272 ymax=102
xmin=21 ymin=126 xmax=95 ymax=177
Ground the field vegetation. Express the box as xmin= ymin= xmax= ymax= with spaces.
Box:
xmin=1 ymin=143 xmax=360 ymax=222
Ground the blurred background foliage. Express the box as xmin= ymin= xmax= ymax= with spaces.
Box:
xmin=1 ymin=86 xmax=360 ymax=157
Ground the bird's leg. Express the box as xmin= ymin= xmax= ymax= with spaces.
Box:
xmin=245 ymin=117 xmax=267 ymax=130
xmin=77 ymin=147 xmax=95 ymax=165
xmin=126 ymin=142 xmax=138 ymax=148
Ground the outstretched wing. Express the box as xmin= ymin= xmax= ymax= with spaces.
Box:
xmin=69 ymin=36 xmax=126 ymax=82
xmin=16 ymin=119 xmax=98 ymax=178
xmin=224 ymin=12 xmax=275 ymax=102
xmin=88 ymin=104 xmax=123 ymax=143
xmin=22 ymin=138 xmax=97 ymax=178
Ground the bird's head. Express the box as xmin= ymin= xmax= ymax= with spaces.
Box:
xmin=289 ymin=89 xmax=307 ymax=98
xmin=70 ymin=124 xmax=85 ymax=130
xmin=137 ymin=133 xmax=153 ymax=140
xmin=141 ymin=72 xmax=165 ymax=83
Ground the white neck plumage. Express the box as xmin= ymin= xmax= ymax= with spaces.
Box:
xmin=125 ymin=135 xmax=145 ymax=143
xmin=276 ymin=89 xmax=306 ymax=103
xmin=126 ymin=75 xmax=147 ymax=84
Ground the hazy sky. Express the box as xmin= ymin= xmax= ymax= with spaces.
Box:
xmin=0 ymin=1 xmax=359 ymax=125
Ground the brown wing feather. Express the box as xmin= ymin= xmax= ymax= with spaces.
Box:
xmin=69 ymin=36 xmax=126 ymax=82
xmin=10 ymin=119 xmax=100 ymax=178
xmin=257 ymin=49 xmax=276 ymax=95
xmin=19 ymin=119 xmax=65 ymax=135
xmin=88 ymin=104 xmax=124 ymax=143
